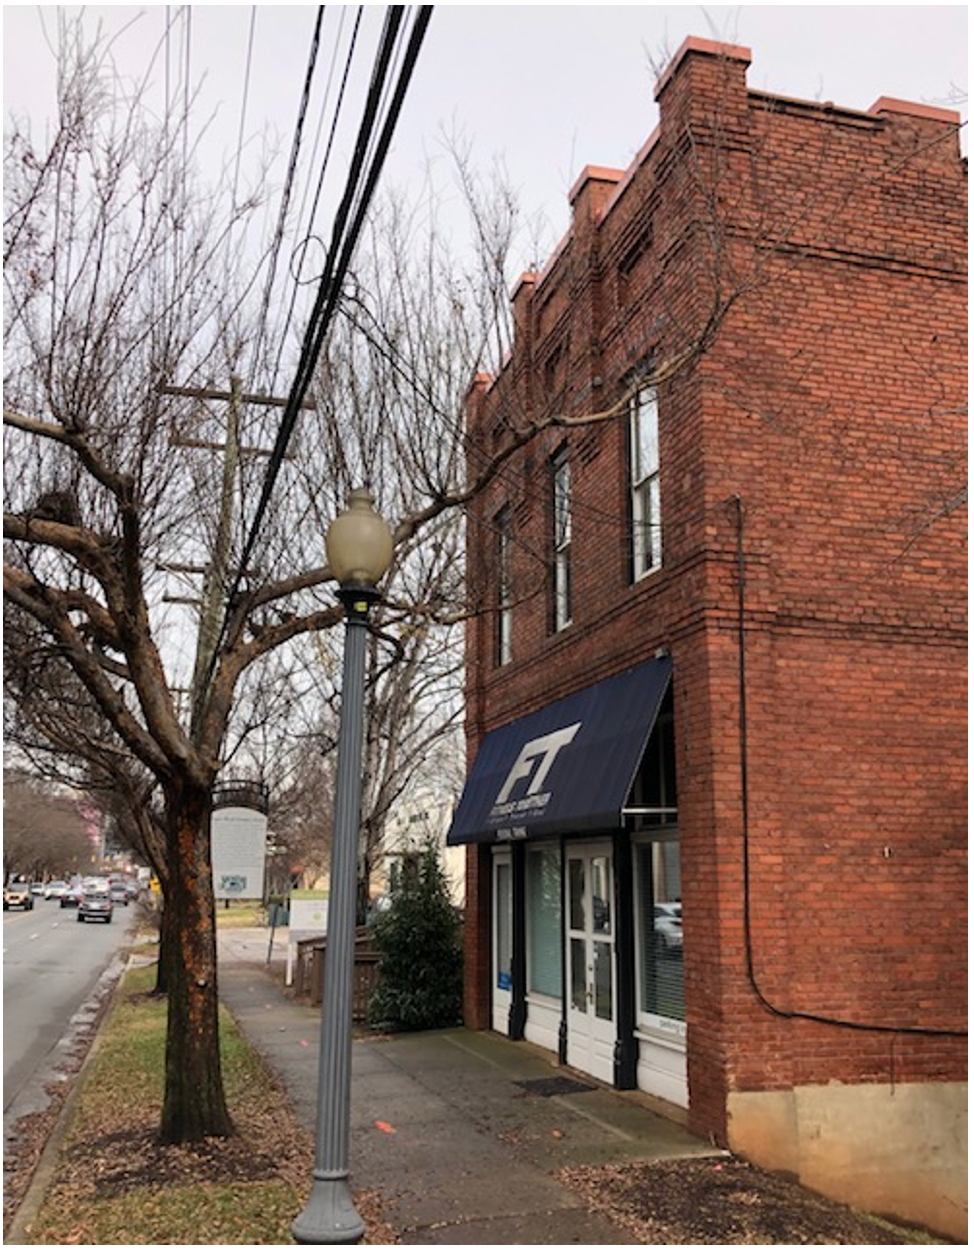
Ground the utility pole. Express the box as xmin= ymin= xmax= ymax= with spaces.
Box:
xmin=190 ymin=374 xmax=240 ymax=731
xmin=158 ymin=379 xmax=316 ymax=734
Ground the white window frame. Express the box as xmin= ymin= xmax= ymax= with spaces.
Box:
xmin=497 ymin=506 xmax=513 ymax=666
xmin=630 ymin=698 xmax=682 ymax=1039
xmin=633 ymin=832 xmax=686 ymax=1042
xmin=630 ymin=386 xmax=662 ymax=579
xmin=552 ymin=450 xmax=572 ymax=631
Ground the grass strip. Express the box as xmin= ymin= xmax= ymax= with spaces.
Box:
xmin=31 ymin=1182 xmax=304 ymax=1246
xmin=26 ymin=965 xmax=313 ymax=1245
xmin=215 ymin=902 xmax=272 ymax=928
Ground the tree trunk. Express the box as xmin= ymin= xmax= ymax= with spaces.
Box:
xmin=159 ymin=781 xmax=233 ymax=1142
xmin=357 ymin=856 xmax=371 ymax=927
xmin=154 ymin=891 xmax=175 ymax=996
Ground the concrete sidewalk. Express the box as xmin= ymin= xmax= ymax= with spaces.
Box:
xmin=217 ymin=927 xmax=719 ymax=1245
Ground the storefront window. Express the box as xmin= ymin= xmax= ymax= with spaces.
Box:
xmin=636 ymin=839 xmax=684 ymax=1023
xmin=527 ymin=847 xmax=562 ymax=998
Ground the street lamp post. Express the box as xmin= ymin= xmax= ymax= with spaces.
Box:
xmin=292 ymin=488 xmax=393 ymax=1246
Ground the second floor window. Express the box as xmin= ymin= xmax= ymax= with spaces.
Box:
xmin=631 ymin=387 xmax=661 ymax=579
xmin=552 ymin=449 xmax=572 ymax=630
xmin=497 ymin=506 xmax=512 ymax=665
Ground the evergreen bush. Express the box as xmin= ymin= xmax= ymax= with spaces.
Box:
xmin=368 ymin=843 xmax=463 ymax=1032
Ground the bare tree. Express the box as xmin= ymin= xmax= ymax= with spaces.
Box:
xmin=0 ymin=30 xmax=750 ymax=1146
xmin=3 ymin=23 xmax=271 ymax=1140
xmin=4 ymin=605 xmax=174 ymax=984
xmin=268 ymin=736 xmax=336 ymax=889
xmin=2 ymin=23 xmax=510 ymax=1144
xmin=3 ymin=772 xmax=92 ymax=882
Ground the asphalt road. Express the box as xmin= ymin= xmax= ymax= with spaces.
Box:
xmin=3 ymin=898 xmax=132 ymax=1118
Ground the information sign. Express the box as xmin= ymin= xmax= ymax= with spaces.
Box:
xmin=211 ymin=805 xmax=268 ymax=901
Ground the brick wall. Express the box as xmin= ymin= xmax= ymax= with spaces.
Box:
xmin=462 ymin=37 xmax=966 ymax=1144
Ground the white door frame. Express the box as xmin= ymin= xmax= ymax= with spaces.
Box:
xmin=492 ymin=848 xmax=513 ymax=1034
xmin=565 ymin=842 xmax=616 ymax=1084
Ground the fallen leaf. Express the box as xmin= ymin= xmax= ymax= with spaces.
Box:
xmin=374 ymin=1121 xmax=396 ymax=1135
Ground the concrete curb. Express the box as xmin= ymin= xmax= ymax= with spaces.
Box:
xmin=4 ymin=950 xmax=134 ymax=1244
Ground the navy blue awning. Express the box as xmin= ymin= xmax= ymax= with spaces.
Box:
xmin=447 ymin=656 xmax=672 ymax=846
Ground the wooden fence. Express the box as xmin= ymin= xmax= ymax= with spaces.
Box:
xmin=293 ymin=927 xmax=381 ymax=1023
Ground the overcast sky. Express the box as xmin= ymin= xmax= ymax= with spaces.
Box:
xmin=3 ymin=4 xmax=968 ymax=265
xmin=3 ymin=5 xmax=966 ymax=692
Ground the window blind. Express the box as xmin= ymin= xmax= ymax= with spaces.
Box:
xmin=527 ymin=847 xmax=562 ymax=998
xmin=636 ymin=841 xmax=684 ymax=1021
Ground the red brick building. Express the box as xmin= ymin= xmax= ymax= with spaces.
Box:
xmin=447 ymin=38 xmax=967 ymax=1239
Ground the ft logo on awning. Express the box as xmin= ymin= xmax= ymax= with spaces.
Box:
xmin=490 ymin=723 xmax=581 ymax=821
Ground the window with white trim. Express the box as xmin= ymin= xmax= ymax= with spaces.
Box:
xmin=630 ymin=387 xmax=661 ymax=579
xmin=635 ymin=839 xmax=684 ymax=1025
xmin=630 ymin=699 xmax=684 ymax=1029
xmin=497 ymin=505 xmax=512 ymax=666
xmin=552 ymin=448 xmax=571 ymax=630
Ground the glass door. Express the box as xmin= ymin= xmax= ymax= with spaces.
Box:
xmin=565 ymin=844 xmax=616 ymax=1084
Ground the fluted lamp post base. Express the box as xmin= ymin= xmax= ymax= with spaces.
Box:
xmin=292 ymin=489 xmax=394 ymax=1250
xmin=292 ymin=1172 xmax=365 ymax=1245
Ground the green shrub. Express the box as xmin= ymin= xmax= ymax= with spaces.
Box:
xmin=369 ymin=844 xmax=462 ymax=1032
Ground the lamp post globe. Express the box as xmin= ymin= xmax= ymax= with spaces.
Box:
xmin=326 ymin=487 xmax=393 ymax=590
xmin=292 ymin=487 xmax=392 ymax=1246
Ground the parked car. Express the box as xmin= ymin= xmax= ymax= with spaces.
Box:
xmin=124 ymin=880 xmax=141 ymax=902
xmin=654 ymin=902 xmax=683 ymax=951
xmin=109 ymin=883 xmax=129 ymax=906
xmin=44 ymin=880 xmax=67 ymax=900
xmin=77 ymin=889 xmax=113 ymax=924
xmin=4 ymin=882 xmax=34 ymax=911
xmin=60 ymin=886 xmax=83 ymax=908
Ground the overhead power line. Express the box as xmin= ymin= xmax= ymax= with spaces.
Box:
xmin=225 ymin=6 xmax=257 ymax=280
xmin=250 ymin=5 xmax=326 ymax=381
xmin=271 ymin=5 xmax=366 ymax=389
xmin=197 ymin=5 xmax=434 ymax=712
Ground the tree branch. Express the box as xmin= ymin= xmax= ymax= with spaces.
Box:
xmin=4 ymin=406 xmax=135 ymax=498
xmin=4 ymin=511 xmax=111 ymax=571
xmin=248 ymin=564 xmax=336 ymax=610
xmin=4 ymin=564 xmax=173 ymax=779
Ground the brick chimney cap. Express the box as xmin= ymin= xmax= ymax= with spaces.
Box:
xmin=511 ymin=271 xmax=538 ymax=300
xmin=654 ymin=35 xmax=752 ymax=100
xmin=568 ymin=164 xmax=625 ymax=205
xmin=466 ymin=371 xmax=493 ymax=398
xmin=869 ymin=96 xmax=962 ymax=125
